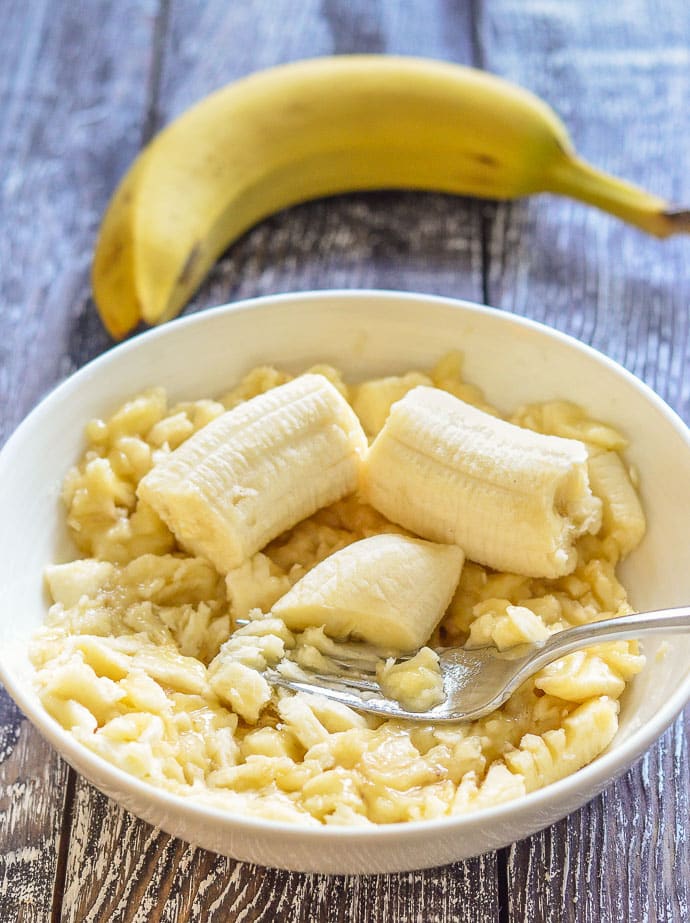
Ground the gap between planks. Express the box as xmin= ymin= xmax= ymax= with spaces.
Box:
xmin=50 ymin=770 xmax=76 ymax=923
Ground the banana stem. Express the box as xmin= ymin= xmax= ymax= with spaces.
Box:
xmin=546 ymin=154 xmax=690 ymax=238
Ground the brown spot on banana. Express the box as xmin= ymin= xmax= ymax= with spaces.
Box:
xmin=473 ymin=152 xmax=499 ymax=167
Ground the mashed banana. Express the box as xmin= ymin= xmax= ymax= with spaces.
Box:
xmin=31 ymin=355 xmax=645 ymax=825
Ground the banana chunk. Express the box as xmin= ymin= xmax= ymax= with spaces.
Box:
xmin=271 ymin=534 xmax=464 ymax=651
xmin=45 ymin=560 xmax=115 ymax=607
xmin=137 ymin=375 xmax=367 ymax=572
xmin=352 ymin=372 xmax=432 ymax=437
xmin=362 ymin=387 xmax=602 ymax=578
xmin=587 ymin=450 xmax=646 ymax=556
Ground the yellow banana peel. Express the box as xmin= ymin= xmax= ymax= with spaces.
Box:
xmin=92 ymin=55 xmax=689 ymax=339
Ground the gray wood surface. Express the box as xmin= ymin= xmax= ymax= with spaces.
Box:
xmin=0 ymin=1 xmax=688 ymax=920
xmin=480 ymin=4 xmax=690 ymax=920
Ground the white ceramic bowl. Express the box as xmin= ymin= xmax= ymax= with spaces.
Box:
xmin=1 ymin=290 xmax=689 ymax=874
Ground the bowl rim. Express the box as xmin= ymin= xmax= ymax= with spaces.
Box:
xmin=1 ymin=287 xmax=689 ymax=848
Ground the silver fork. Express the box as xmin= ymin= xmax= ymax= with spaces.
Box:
xmin=263 ymin=606 xmax=690 ymax=723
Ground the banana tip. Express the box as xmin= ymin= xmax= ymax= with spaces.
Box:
xmin=661 ymin=208 xmax=690 ymax=236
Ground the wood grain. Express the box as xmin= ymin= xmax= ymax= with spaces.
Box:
xmin=0 ymin=707 xmax=67 ymax=923
xmin=1 ymin=0 xmax=688 ymax=920
xmin=0 ymin=1 xmax=162 ymax=920
xmin=63 ymin=780 xmax=499 ymax=923
xmin=479 ymin=1 xmax=690 ymax=920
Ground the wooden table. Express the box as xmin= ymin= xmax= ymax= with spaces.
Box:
xmin=1 ymin=2 xmax=688 ymax=920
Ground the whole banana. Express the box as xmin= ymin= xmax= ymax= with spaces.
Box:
xmin=93 ymin=55 xmax=689 ymax=338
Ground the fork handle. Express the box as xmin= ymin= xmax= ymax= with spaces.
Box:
xmin=526 ymin=605 xmax=690 ymax=673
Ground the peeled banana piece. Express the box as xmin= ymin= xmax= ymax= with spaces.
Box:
xmin=352 ymin=372 xmax=432 ymax=438
xmin=271 ymin=534 xmax=464 ymax=651
xmin=137 ymin=374 xmax=367 ymax=572
xmin=362 ymin=387 xmax=602 ymax=579
xmin=587 ymin=450 xmax=646 ymax=556
xmin=93 ymin=55 xmax=689 ymax=338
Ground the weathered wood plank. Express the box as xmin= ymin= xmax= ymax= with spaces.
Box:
xmin=57 ymin=1 xmax=498 ymax=921
xmin=4 ymin=0 xmax=688 ymax=920
xmin=63 ymin=780 xmax=500 ymax=923
xmin=0 ymin=700 xmax=67 ymax=923
xmin=0 ymin=0 xmax=162 ymax=920
xmin=479 ymin=1 xmax=690 ymax=920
